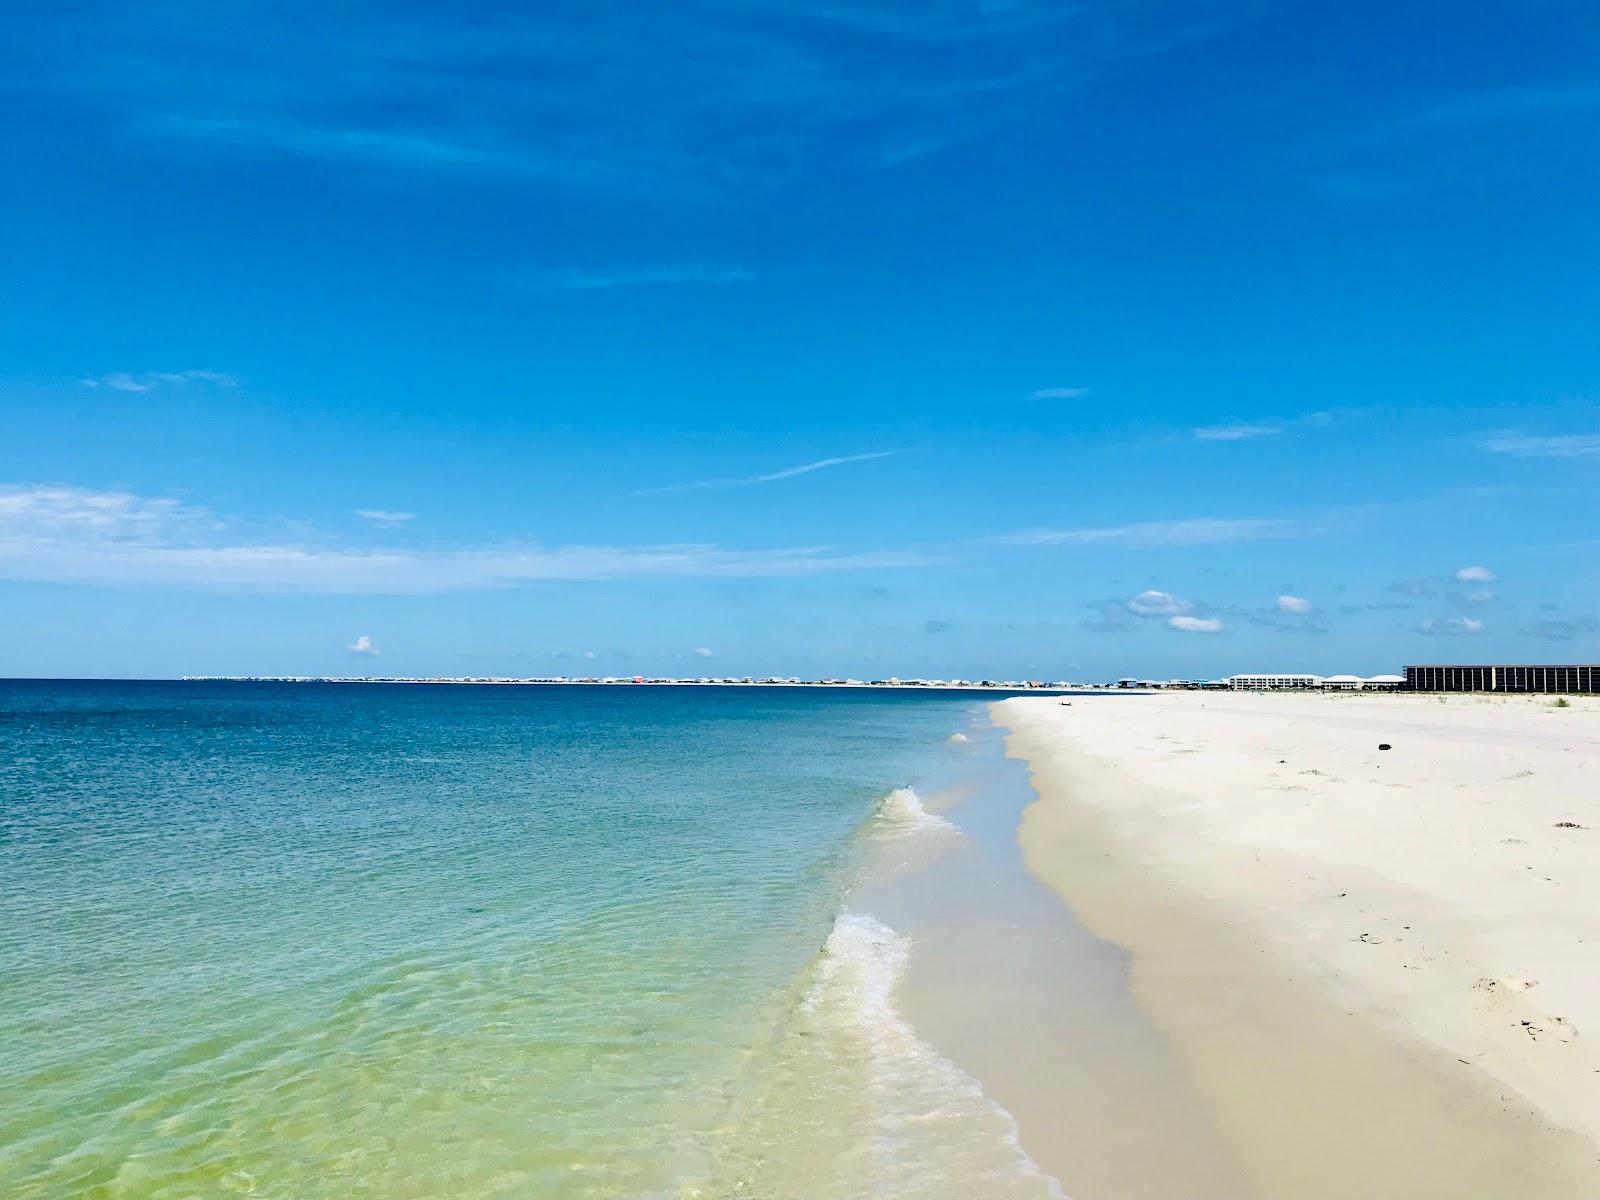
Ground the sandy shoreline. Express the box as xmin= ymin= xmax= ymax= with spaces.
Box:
xmin=857 ymin=721 xmax=1247 ymax=1199
xmin=995 ymin=691 xmax=1600 ymax=1198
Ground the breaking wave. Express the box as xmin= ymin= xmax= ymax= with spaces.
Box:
xmin=873 ymin=785 xmax=958 ymax=838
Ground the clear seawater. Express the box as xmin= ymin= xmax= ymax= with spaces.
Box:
xmin=0 ymin=681 xmax=1059 ymax=1199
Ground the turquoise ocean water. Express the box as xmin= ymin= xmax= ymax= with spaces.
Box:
xmin=1 ymin=681 xmax=1060 ymax=1199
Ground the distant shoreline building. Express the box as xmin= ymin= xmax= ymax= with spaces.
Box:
xmin=1405 ymin=664 xmax=1600 ymax=694
xmin=1228 ymin=673 xmax=1322 ymax=691
xmin=1121 ymin=674 xmax=1409 ymax=691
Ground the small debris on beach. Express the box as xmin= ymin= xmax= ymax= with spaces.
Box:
xmin=1378 ymin=743 xmax=1392 ymax=751
xmin=1517 ymin=1018 xmax=1574 ymax=1043
xmin=1554 ymin=821 xmax=1585 ymax=829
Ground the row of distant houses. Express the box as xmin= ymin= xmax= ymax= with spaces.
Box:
xmin=1116 ymin=674 xmax=1405 ymax=691
xmin=1115 ymin=665 xmax=1600 ymax=694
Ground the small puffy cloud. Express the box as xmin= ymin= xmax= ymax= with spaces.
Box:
xmin=1128 ymin=589 xmax=1192 ymax=617
xmin=1169 ymin=615 xmax=1223 ymax=633
xmin=693 ymin=646 xmax=714 ymax=657
xmin=1455 ymin=565 xmax=1496 ymax=583
xmin=1031 ymin=386 xmax=1092 ymax=400
xmin=346 ymin=634 xmax=379 ymax=655
xmin=1421 ymin=617 xmax=1484 ymax=636
xmin=1276 ymin=594 xmax=1313 ymax=614
xmin=355 ymin=509 xmax=415 ymax=524
xmin=583 ymin=650 xmax=598 ymax=660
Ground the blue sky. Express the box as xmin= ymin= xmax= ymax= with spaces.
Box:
xmin=2 ymin=1 xmax=1597 ymax=680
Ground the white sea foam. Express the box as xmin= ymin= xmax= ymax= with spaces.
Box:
xmin=948 ymin=732 xmax=970 ymax=743
xmin=802 ymin=910 xmax=1067 ymax=1198
xmin=874 ymin=785 xmax=958 ymax=837
xmin=695 ymin=797 xmax=1054 ymax=1197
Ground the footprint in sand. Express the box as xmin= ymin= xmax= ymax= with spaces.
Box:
xmin=1520 ymin=1017 xmax=1578 ymax=1043
xmin=1472 ymin=976 xmax=1540 ymax=1011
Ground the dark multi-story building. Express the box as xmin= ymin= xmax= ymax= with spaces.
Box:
xmin=1405 ymin=664 xmax=1600 ymax=693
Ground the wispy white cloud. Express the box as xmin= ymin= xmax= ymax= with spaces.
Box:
xmin=518 ymin=263 xmax=754 ymax=290
xmin=154 ymin=115 xmax=636 ymax=188
xmin=346 ymin=634 xmax=379 ymax=656
xmin=1031 ymin=386 xmax=1092 ymax=400
xmin=633 ymin=450 xmax=904 ymax=496
xmin=0 ymin=539 xmax=929 ymax=593
xmin=1191 ymin=422 xmax=1283 ymax=442
xmin=26 ymin=5 xmax=1228 ymax=198
xmin=81 ymin=369 xmax=236 ymax=393
xmin=693 ymin=646 xmax=714 ymax=658
xmin=1455 ymin=565 xmax=1496 ymax=583
xmin=1128 ymin=589 xmax=1192 ymax=617
xmin=1169 ymin=615 xmax=1223 ymax=633
xmin=1275 ymin=594 xmax=1313 ymax=614
xmin=1478 ymin=431 xmax=1600 ymax=459
xmin=0 ymin=482 xmax=928 ymax=593
xmin=1000 ymin=517 xmax=1299 ymax=548
xmin=1421 ymin=616 xmax=1484 ymax=636
xmin=1412 ymin=84 xmax=1600 ymax=127
xmin=0 ymin=484 xmax=213 ymax=537
xmin=355 ymin=509 xmax=415 ymax=524
xmin=1191 ymin=411 xmax=1337 ymax=442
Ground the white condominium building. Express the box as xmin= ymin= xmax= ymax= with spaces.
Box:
xmin=1228 ymin=673 xmax=1322 ymax=690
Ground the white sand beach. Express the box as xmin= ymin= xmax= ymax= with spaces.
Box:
xmin=996 ymin=691 xmax=1600 ymax=1198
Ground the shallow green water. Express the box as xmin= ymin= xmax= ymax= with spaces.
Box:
xmin=0 ymin=682 xmax=1057 ymax=1199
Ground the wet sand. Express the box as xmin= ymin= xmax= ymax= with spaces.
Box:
xmin=996 ymin=691 xmax=1600 ymax=1198
xmin=854 ymin=715 xmax=1246 ymax=1198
